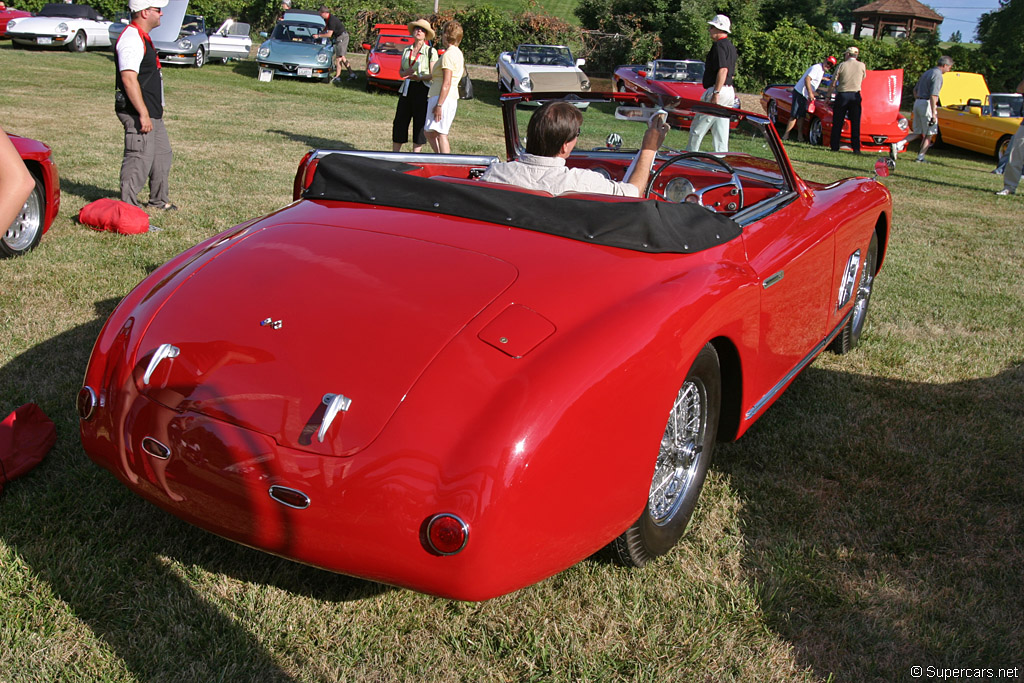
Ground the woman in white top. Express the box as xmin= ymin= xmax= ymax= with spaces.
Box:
xmin=392 ymin=19 xmax=438 ymax=153
xmin=424 ymin=20 xmax=464 ymax=154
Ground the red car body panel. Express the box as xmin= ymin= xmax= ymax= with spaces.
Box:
xmin=10 ymin=133 xmax=61 ymax=236
xmin=361 ymin=23 xmax=414 ymax=92
xmin=0 ymin=7 xmax=31 ymax=37
xmin=761 ymin=69 xmax=908 ymax=150
xmin=80 ymin=93 xmax=891 ymax=600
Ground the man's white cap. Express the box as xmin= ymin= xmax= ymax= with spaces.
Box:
xmin=708 ymin=14 xmax=731 ymax=33
xmin=129 ymin=0 xmax=168 ymax=12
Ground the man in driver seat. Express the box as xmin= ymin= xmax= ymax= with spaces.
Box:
xmin=481 ymin=100 xmax=669 ymax=197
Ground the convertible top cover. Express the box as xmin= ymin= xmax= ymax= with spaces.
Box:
xmin=39 ymin=3 xmax=101 ymax=19
xmin=305 ymin=154 xmax=741 ymax=254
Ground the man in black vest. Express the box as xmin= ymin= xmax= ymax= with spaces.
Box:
xmin=115 ymin=0 xmax=175 ymax=210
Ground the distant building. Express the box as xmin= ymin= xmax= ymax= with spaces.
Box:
xmin=851 ymin=0 xmax=943 ymax=39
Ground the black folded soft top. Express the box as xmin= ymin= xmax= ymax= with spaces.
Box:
xmin=304 ymin=153 xmax=742 ymax=255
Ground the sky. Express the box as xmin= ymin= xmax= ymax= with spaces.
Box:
xmin=927 ymin=1 xmax=1002 ymax=42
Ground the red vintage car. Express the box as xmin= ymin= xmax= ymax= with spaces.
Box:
xmin=614 ymin=60 xmax=740 ymax=129
xmin=614 ymin=60 xmax=706 ymax=100
xmin=0 ymin=5 xmax=32 ymax=38
xmin=4 ymin=133 xmax=60 ymax=257
xmin=361 ymin=23 xmax=415 ymax=93
xmin=761 ymin=69 xmax=909 ymax=151
xmin=78 ymin=92 xmax=891 ymax=600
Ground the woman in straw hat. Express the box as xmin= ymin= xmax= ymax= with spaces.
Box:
xmin=392 ymin=19 xmax=438 ymax=153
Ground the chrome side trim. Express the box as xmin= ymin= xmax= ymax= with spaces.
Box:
xmin=141 ymin=437 xmax=171 ymax=460
xmin=762 ymin=270 xmax=784 ymax=289
xmin=744 ymin=312 xmax=852 ymax=421
xmin=268 ymin=485 xmax=310 ymax=510
xmin=142 ymin=343 xmax=180 ymax=385
xmin=317 ymin=393 xmax=352 ymax=443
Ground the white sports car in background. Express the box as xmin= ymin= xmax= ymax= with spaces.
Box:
xmin=6 ymin=2 xmax=111 ymax=52
xmin=497 ymin=44 xmax=590 ymax=107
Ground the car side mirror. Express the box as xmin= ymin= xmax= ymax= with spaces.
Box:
xmin=259 ymin=31 xmax=267 ymax=37
xmin=874 ymin=157 xmax=893 ymax=178
xmin=576 ymin=58 xmax=585 ymax=68
xmin=361 ymin=42 xmax=371 ymax=50
xmin=966 ymin=98 xmax=982 ymax=107
xmin=500 ymin=53 xmax=511 ymax=63
xmin=637 ymin=70 xmax=647 ymax=78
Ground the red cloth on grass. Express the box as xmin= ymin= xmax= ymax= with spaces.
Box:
xmin=0 ymin=403 xmax=56 ymax=495
xmin=78 ymin=198 xmax=150 ymax=235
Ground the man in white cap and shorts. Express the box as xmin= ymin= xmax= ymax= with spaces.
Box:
xmin=686 ymin=14 xmax=737 ymax=153
xmin=114 ymin=0 xmax=176 ymax=210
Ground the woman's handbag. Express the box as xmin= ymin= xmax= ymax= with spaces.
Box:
xmin=458 ymin=74 xmax=473 ymax=100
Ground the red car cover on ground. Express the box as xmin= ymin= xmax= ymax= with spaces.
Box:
xmin=0 ymin=403 xmax=56 ymax=495
xmin=78 ymin=198 xmax=150 ymax=235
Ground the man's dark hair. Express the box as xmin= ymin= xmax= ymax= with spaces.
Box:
xmin=526 ymin=101 xmax=583 ymax=157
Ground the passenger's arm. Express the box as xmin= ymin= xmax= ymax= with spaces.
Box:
xmin=626 ymin=113 xmax=669 ymax=195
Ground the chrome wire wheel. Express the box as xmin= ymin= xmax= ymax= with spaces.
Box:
xmin=649 ymin=379 xmax=707 ymax=525
xmin=2 ymin=177 xmax=43 ymax=257
xmin=767 ymin=99 xmax=778 ymax=125
xmin=612 ymin=343 xmax=720 ymax=567
xmin=830 ymin=232 xmax=878 ymax=354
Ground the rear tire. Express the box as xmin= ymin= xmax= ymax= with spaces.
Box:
xmin=830 ymin=232 xmax=878 ymax=354
xmin=612 ymin=344 xmax=721 ymax=567
xmin=68 ymin=30 xmax=86 ymax=53
xmin=2 ymin=174 xmax=45 ymax=257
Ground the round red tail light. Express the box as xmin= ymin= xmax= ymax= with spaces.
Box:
xmin=425 ymin=513 xmax=468 ymax=555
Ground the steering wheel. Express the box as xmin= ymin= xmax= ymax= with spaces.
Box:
xmin=646 ymin=152 xmax=744 ymax=211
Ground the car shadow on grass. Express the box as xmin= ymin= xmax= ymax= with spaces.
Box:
xmin=716 ymin=362 xmax=1024 ymax=680
xmin=0 ymin=298 xmax=389 ymax=680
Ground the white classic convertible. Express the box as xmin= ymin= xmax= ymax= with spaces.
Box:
xmin=496 ymin=44 xmax=591 ymax=108
xmin=6 ymin=3 xmax=112 ymax=52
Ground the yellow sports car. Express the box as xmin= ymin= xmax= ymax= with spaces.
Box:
xmin=932 ymin=72 xmax=1022 ymax=160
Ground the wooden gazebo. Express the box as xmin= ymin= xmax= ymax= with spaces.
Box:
xmin=851 ymin=0 xmax=943 ymax=39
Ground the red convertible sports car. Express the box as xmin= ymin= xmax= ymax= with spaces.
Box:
xmin=361 ymin=23 xmax=415 ymax=93
xmin=79 ymin=91 xmax=891 ymax=600
xmin=0 ymin=4 xmax=32 ymax=38
xmin=761 ymin=69 xmax=909 ymax=151
xmin=614 ymin=60 xmax=740 ymax=129
xmin=614 ymin=60 xmax=706 ymax=100
xmin=4 ymin=133 xmax=60 ymax=257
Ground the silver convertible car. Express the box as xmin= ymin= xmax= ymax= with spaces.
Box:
xmin=255 ymin=9 xmax=333 ymax=82
xmin=109 ymin=6 xmax=251 ymax=68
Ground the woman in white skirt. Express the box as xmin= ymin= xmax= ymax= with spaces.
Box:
xmin=424 ymin=20 xmax=464 ymax=154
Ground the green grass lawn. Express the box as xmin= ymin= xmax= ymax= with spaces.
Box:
xmin=1 ymin=45 xmax=1022 ymax=681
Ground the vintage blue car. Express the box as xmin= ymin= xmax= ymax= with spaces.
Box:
xmin=256 ymin=9 xmax=333 ymax=82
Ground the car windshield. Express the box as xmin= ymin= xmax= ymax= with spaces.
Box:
xmin=652 ymin=60 xmax=704 ymax=82
xmin=514 ymin=98 xmax=784 ymax=178
xmin=181 ymin=15 xmax=205 ymax=35
xmin=272 ymin=21 xmax=321 ymax=43
xmin=516 ymin=45 xmax=574 ymax=67
xmin=987 ymin=94 xmax=1023 ymax=117
xmin=374 ymin=34 xmax=413 ymax=54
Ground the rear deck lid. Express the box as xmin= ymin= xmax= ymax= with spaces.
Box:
xmin=135 ymin=222 xmax=517 ymax=456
